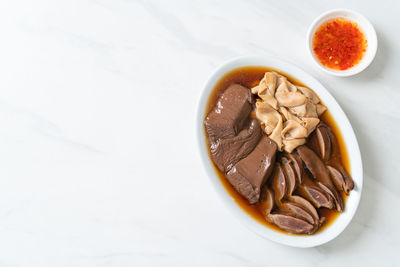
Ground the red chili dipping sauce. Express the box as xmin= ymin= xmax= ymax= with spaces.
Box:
xmin=313 ymin=18 xmax=367 ymax=70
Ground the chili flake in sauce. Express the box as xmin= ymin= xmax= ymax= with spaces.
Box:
xmin=313 ymin=18 xmax=367 ymax=70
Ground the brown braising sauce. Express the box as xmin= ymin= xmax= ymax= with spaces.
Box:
xmin=204 ymin=66 xmax=350 ymax=235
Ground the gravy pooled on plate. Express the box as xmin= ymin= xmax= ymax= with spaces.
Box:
xmin=204 ymin=66 xmax=353 ymax=235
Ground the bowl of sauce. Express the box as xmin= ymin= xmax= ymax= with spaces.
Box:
xmin=307 ymin=9 xmax=377 ymax=76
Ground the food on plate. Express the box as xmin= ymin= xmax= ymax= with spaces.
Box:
xmin=226 ymin=136 xmax=277 ymax=204
xmin=204 ymin=66 xmax=354 ymax=235
xmin=205 ymin=84 xmax=253 ymax=142
xmin=251 ymin=72 xmax=325 ymax=152
xmin=313 ymin=18 xmax=367 ymax=70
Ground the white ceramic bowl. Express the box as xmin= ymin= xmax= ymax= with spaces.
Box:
xmin=306 ymin=9 xmax=377 ymax=77
xmin=196 ymin=55 xmax=363 ymax=247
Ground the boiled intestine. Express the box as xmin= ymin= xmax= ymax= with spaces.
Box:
xmin=252 ymin=72 xmax=326 ymax=152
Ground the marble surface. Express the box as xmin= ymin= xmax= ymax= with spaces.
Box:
xmin=0 ymin=0 xmax=398 ymax=266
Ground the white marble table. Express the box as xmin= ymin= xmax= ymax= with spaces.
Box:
xmin=0 ymin=0 xmax=398 ymax=266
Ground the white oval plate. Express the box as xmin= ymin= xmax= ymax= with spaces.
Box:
xmin=196 ymin=55 xmax=363 ymax=248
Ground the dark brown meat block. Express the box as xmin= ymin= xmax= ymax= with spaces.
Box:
xmin=225 ymin=168 xmax=259 ymax=204
xmin=210 ymin=119 xmax=262 ymax=172
xmin=226 ymin=136 xmax=277 ymax=204
xmin=205 ymin=84 xmax=253 ymax=141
